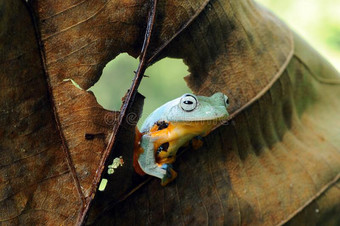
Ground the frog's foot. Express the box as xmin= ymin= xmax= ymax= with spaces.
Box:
xmin=143 ymin=164 xmax=167 ymax=179
xmin=160 ymin=164 xmax=178 ymax=186
xmin=191 ymin=136 xmax=204 ymax=150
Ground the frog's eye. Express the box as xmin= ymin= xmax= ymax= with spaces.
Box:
xmin=224 ymin=95 xmax=229 ymax=107
xmin=180 ymin=94 xmax=197 ymax=112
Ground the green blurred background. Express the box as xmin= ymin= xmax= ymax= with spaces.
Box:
xmin=89 ymin=0 xmax=340 ymax=126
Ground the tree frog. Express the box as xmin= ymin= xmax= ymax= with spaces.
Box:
xmin=133 ymin=92 xmax=230 ymax=186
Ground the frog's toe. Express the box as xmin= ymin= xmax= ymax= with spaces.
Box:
xmin=160 ymin=165 xmax=177 ymax=186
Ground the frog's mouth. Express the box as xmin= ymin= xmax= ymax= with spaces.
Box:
xmin=176 ymin=115 xmax=230 ymax=136
xmin=175 ymin=115 xmax=229 ymax=125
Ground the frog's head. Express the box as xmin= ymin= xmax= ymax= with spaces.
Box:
xmin=140 ymin=92 xmax=230 ymax=133
xmin=167 ymin=92 xmax=229 ymax=122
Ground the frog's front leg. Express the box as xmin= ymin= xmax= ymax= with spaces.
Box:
xmin=137 ymin=134 xmax=167 ymax=179
xmin=138 ymin=134 xmax=178 ymax=185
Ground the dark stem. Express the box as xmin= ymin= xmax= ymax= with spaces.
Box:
xmin=77 ymin=0 xmax=158 ymax=224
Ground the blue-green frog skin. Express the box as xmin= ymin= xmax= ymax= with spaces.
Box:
xmin=133 ymin=92 xmax=230 ymax=186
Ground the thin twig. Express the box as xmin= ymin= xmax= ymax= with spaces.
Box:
xmin=77 ymin=0 xmax=158 ymax=224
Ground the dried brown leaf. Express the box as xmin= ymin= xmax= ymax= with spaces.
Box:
xmin=1 ymin=1 xmax=81 ymax=224
xmin=1 ymin=0 xmax=339 ymax=225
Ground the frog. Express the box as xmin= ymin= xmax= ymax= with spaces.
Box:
xmin=133 ymin=92 xmax=230 ymax=186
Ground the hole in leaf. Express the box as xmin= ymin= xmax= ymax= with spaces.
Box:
xmin=139 ymin=58 xmax=190 ymax=126
xmin=90 ymin=53 xmax=190 ymax=127
xmin=88 ymin=53 xmax=139 ymax=111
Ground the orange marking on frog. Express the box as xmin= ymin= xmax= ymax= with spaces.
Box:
xmin=133 ymin=127 xmax=145 ymax=176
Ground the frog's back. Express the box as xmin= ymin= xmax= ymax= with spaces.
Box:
xmin=140 ymin=98 xmax=179 ymax=133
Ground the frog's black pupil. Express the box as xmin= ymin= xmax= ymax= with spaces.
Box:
xmin=226 ymin=99 xmax=229 ymax=104
xmin=157 ymin=142 xmax=169 ymax=154
xmin=184 ymin=100 xmax=193 ymax=105
xmin=156 ymin=121 xmax=169 ymax=130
